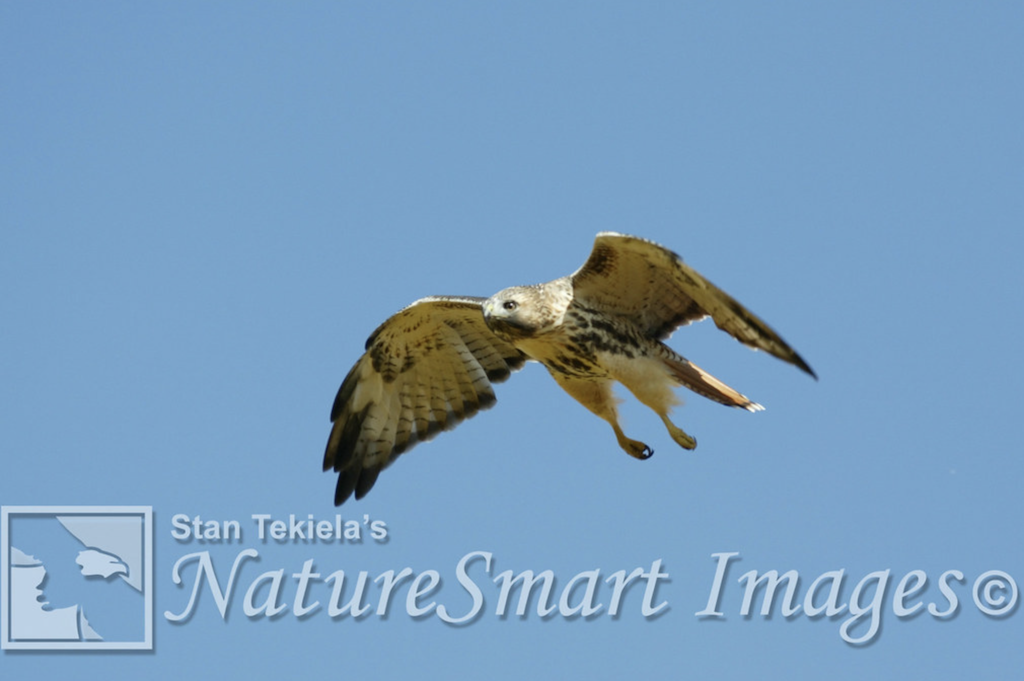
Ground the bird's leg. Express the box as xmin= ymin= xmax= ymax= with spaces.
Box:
xmin=611 ymin=422 xmax=653 ymax=460
xmin=660 ymin=414 xmax=697 ymax=450
xmin=548 ymin=372 xmax=654 ymax=460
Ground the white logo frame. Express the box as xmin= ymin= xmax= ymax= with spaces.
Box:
xmin=1 ymin=505 xmax=154 ymax=651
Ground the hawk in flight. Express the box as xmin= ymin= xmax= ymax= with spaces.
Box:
xmin=324 ymin=232 xmax=815 ymax=505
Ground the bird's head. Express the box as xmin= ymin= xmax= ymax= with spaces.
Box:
xmin=482 ymin=282 xmax=570 ymax=342
xmin=483 ymin=286 xmax=538 ymax=341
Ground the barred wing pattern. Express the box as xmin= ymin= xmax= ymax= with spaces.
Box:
xmin=323 ymin=296 xmax=526 ymax=505
xmin=571 ymin=233 xmax=816 ymax=378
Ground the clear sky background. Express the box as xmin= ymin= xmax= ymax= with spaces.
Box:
xmin=2 ymin=1 xmax=1022 ymax=677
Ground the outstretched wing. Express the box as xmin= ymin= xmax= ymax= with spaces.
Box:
xmin=324 ymin=296 xmax=526 ymax=506
xmin=570 ymin=232 xmax=816 ymax=378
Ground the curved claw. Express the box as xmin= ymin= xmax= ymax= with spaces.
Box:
xmin=623 ymin=437 xmax=653 ymax=460
xmin=661 ymin=416 xmax=697 ymax=451
xmin=611 ymin=423 xmax=653 ymax=460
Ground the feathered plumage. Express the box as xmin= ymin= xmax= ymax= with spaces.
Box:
xmin=324 ymin=232 xmax=815 ymax=505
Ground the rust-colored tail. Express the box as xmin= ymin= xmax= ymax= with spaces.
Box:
xmin=661 ymin=350 xmax=763 ymax=412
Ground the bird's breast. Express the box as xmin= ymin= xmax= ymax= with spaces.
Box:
xmin=512 ymin=329 xmax=607 ymax=379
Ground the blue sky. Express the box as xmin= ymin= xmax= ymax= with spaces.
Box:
xmin=2 ymin=1 xmax=1022 ymax=676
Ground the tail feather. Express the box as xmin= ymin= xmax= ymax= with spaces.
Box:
xmin=662 ymin=353 xmax=763 ymax=412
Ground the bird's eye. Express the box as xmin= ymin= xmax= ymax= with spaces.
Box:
xmin=503 ymin=300 xmax=518 ymax=311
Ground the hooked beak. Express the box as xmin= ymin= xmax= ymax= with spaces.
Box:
xmin=481 ymin=298 xmax=497 ymax=319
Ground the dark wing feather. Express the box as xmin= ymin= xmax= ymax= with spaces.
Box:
xmin=570 ymin=232 xmax=816 ymax=378
xmin=324 ymin=296 xmax=527 ymax=505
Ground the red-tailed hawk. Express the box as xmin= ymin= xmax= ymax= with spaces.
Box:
xmin=324 ymin=232 xmax=815 ymax=505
